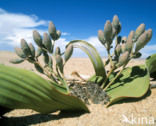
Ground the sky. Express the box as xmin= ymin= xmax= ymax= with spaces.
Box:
xmin=0 ymin=0 xmax=156 ymax=58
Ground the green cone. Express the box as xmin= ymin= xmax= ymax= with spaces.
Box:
xmin=112 ymin=15 xmax=121 ymax=35
xmin=55 ymin=47 xmax=61 ymax=55
xmin=29 ymin=43 xmax=35 ymax=58
xmin=15 ymin=47 xmax=26 ymax=58
xmin=55 ymin=55 xmax=63 ymax=73
xmin=125 ymin=31 xmax=135 ymax=52
xmin=20 ymin=39 xmax=32 ymax=57
xmin=135 ymin=31 xmax=148 ymax=53
xmin=146 ymin=29 xmax=152 ymax=42
xmin=112 ymin=15 xmax=119 ymax=29
xmin=33 ymin=30 xmax=43 ymax=47
xmin=43 ymin=32 xmax=52 ymax=52
xmin=115 ymin=44 xmax=121 ymax=56
xmin=98 ymin=30 xmax=105 ymax=44
xmin=134 ymin=23 xmax=145 ymax=41
xmin=48 ymin=21 xmax=57 ymax=40
xmin=104 ymin=20 xmax=112 ymax=44
xmin=64 ymin=44 xmax=73 ymax=62
xmin=118 ymin=51 xmax=129 ymax=67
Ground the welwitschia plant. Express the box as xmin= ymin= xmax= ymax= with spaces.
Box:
xmin=10 ymin=21 xmax=75 ymax=92
xmin=0 ymin=15 xmax=154 ymax=117
xmin=0 ymin=21 xmax=89 ymax=117
xmin=68 ymin=15 xmax=152 ymax=106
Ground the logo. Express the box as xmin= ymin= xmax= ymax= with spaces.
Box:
xmin=121 ymin=114 xmax=155 ymax=125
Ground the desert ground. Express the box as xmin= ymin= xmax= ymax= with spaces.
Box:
xmin=0 ymin=51 xmax=156 ymax=126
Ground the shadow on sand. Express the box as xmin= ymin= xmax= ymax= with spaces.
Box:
xmin=0 ymin=111 xmax=86 ymax=126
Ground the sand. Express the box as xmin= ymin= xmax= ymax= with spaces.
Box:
xmin=0 ymin=51 xmax=156 ymax=126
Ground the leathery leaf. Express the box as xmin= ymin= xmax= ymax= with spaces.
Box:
xmin=106 ymin=65 xmax=150 ymax=106
xmin=146 ymin=53 xmax=156 ymax=79
xmin=68 ymin=40 xmax=106 ymax=78
xmin=0 ymin=64 xmax=89 ymax=114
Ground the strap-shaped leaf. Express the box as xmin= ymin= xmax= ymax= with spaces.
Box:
xmin=68 ymin=40 xmax=106 ymax=78
xmin=146 ymin=53 xmax=156 ymax=79
xmin=106 ymin=65 xmax=150 ymax=106
xmin=0 ymin=64 xmax=89 ymax=114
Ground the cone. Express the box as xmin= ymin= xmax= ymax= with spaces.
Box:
xmin=55 ymin=47 xmax=61 ymax=55
xmin=64 ymin=44 xmax=73 ymax=62
xmin=98 ymin=30 xmax=105 ymax=44
xmin=115 ymin=44 xmax=121 ymax=56
xmin=134 ymin=23 xmax=145 ymax=41
xmin=112 ymin=15 xmax=119 ymax=29
xmin=20 ymin=39 xmax=31 ymax=57
xmin=33 ymin=30 xmax=43 ymax=47
xmin=55 ymin=55 xmax=63 ymax=73
xmin=118 ymin=51 xmax=129 ymax=67
xmin=112 ymin=15 xmax=121 ymax=35
xmin=29 ymin=43 xmax=35 ymax=58
xmin=135 ymin=31 xmax=148 ymax=53
xmin=15 ymin=47 xmax=26 ymax=58
xmin=125 ymin=31 xmax=135 ymax=52
xmin=146 ymin=29 xmax=152 ymax=42
xmin=104 ymin=20 xmax=112 ymax=44
xmin=43 ymin=32 xmax=52 ymax=52
xmin=48 ymin=21 xmax=57 ymax=40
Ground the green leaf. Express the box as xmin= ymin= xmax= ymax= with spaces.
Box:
xmin=88 ymin=75 xmax=104 ymax=85
xmin=106 ymin=65 xmax=150 ymax=106
xmin=0 ymin=64 xmax=89 ymax=113
xmin=146 ymin=53 xmax=156 ymax=79
xmin=68 ymin=40 xmax=106 ymax=78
